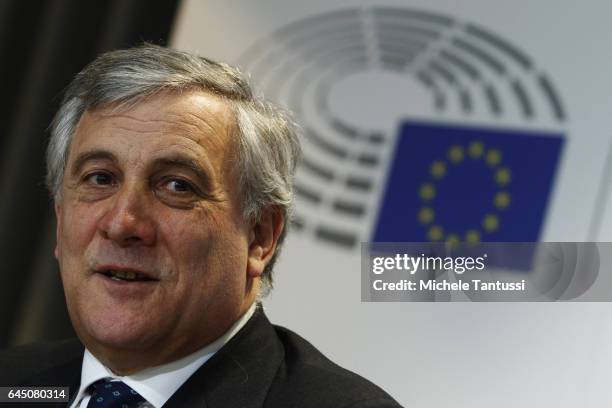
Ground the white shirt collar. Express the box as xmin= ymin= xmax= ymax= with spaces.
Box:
xmin=70 ymin=303 xmax=257 ymax=408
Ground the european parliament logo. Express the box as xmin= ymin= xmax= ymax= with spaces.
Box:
xmin=238 ymin=6 xmax=567 ymax=249
xmin=374 ymin=122 xmax=564 ymax=244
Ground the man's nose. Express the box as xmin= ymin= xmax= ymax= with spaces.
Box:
xmin=97 ymin=183 xmax=156 ymax=247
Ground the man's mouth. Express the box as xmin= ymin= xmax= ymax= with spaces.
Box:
xmin=98 ymin=269 xmax=158 ymax=282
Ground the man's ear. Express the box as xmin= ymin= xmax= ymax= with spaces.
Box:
xmin=247 ymin=207 xmax=284 ymax=278
xmin=54 ymin=202 xmax=62 ymax=260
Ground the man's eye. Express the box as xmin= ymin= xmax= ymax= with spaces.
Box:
xmin=165 ymin=179 xmax=195 ymax=193
xmin=85 ymin=172 xmax=114 ymax=186
xmin=155 ymin=177 xmax=203 ymax=207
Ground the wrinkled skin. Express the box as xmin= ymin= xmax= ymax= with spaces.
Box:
xmin=55 ymin=91 xmax=282 ymax=374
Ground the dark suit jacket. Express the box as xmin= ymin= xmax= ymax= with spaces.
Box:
xmin=0 ymin=309 xmax=402 ymax=407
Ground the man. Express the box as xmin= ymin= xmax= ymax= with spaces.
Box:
xmin=0 ymin=45 xmax=401 ymax=407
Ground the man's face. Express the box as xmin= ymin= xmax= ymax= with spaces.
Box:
xmin=55 ymin=91 xmax=259 ymax=372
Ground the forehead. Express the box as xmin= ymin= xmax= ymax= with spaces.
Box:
xmin=70 ymin=91 xmax=236 ymax=160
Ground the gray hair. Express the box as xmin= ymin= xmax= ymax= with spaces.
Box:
xmin=46 ymin=44 xmax=301 ymax=292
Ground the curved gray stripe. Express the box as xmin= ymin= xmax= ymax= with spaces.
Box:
xmin=460 ymin=89 xmax=472 ymax=113
xmin=416 ymin=70 xmax=446 ymax=110
xmin=313 ymin=49 xmax=368 ymax=67
xmin=429 ymin=60 xmax=456 ymax=84
xmin=300 ymin=67 xmax=366 ymax=116
xmin=330 ymin=117 xmax=359 ymax=140
xmin=284 ymin=23 xmax=363 ymax=47
xmin=247 ymin=52 xmax=289 ymax=87
xmin=427 ymin=61 xmax=472 ymax=113
xmin=346 ymin=176 xmax=373 ymax=191
xmin=511 ymin=80 xmax=533 ymax=118
xmin=465 ymin=24 xmax=532 ymax=70
xmin=301 ymin=41 xmax=367 ymax=60
xmin=373 ymin=7 xmax=454 ymax=26
xmin=248 ymin=42 xmax=319 ymax=105
xmin=377 ymin=35 xmax=428 ymax=51
xmin=375 ymin=23 xmax=441 ymax=39
xmin=258 ymin=39 xmax=366 ymax=108
xmin=302 ymin=59 xmax=368 ymax=115
xmin=273 ymin=55 xmax=364 ymax=114
xmin=244 ymin=44 xmax=294 ymax=82
xmin=315 ymin=226 xmax=358 ymax=247
xmin=240 ymin=10 xmax=361 ymax=65
xmin=275 ymin=9 xmax=361 ymax=37
xmin=236 ymin=42 xmax=267 ymax=68
xmin=484 ymin=84 xmax=502 ymax=115
xmin=294 ymin=183 xmax=322 ymax=203
xmin=452 ymin=38 xmax=506 ymax=75
xmin=327 ymin=114 xmax=385 ymax=147
xmin=439 ymin=49 xmax=480 ymax=79
xmin=246 ymin=40 xmax=313 ymax=90
xmin=378 ymin=47 xmax=420 ymax=61
xmin=313 ymin=65 xmax=365 ymax=119
xmin=300 ymin=157 xmax=335 ymax=181
xmin=269 ymin=42 xmax=364 ymax=100
xmin=332 ymin=55 xmax=370 ymax=67
xmin=416 ymin=70 xmax=433 ymax=87
xmin=434 ymin=93 xmax=445 ymax=110
xmin=333 ymin=200 xmax=366 ymax=217
xmin=381 ymin=62 xmax=407 ymax=72
xmin=380 ymin=54 xmax=413 ymax=69
xmin=241 ymin=24 xmax=363 ymax=74
xmin=378 ymin=42 xmax=423 ymax=59
xmin=305 ymin=127 xmax=348 ymax=159
xmin=316 ymin=54 xmax=369 ymax=69
xmin=313 ymin=55 xmax=369 ymax=74
xmin=286 ymin=30 xmax=365 ymax=54
xmin=538 ymin=74 xmax=566 ymax=121
xmin=264 ymin=63 xmax=298 ymax=101
xmin=314 ymin=78 xmax=329 ymax=115
xmin=291 ymin=216 xmax=305 ymax=230
xmin=243 ymin=37 xmax=364 ymax=75
xmin=358 ymin=153 xmax=379 ymax=166
xmin=288 ymin=72 xmax=312 ymax=114
xmin=369 ymin=132 xmax=385 ymax=144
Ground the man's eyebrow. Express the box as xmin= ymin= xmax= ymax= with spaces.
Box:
xmin=70 ymin=149 xmax=118 ymax=176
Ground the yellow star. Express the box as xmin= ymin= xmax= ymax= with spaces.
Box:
xmin=445 ymin=233 xmax=460 ymax=249
xmin=495 ymin=168 xmax=511 ymax=186
xmin=468 ymin=141 xmax=484 ymax=159
xmin=448 ymin=145 xmax=464 ymax=163
xmin=465 ymin=229 xmax=481 ymax=244
xmin=494 ymin=191 xmax=511 ymax=209
xmin=486 ymin=149 xmax=502 ymax=166
xmin=430 ymin=160 xmax=446 ymax=179
xmin=482 ymin=214 xmax=499 ymax=232
xmin=419 ymin=183 xmax=436 ymax=201
xmin=418 ymin=207 xmax=434 ymax=224
xmin=428 ymin=225 xmax=444 ymax=241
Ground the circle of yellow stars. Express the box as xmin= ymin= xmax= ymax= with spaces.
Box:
xmin=417 ymin=140 xmax=512 ymax=247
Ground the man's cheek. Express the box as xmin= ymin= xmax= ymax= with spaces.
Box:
xmin=64 ymin=206 xmax=100 ymax=248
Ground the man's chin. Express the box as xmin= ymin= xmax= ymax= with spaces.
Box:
xmin=78 ymin=315 xmax=162 ymax=352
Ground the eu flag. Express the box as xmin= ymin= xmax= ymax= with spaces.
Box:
xmin=374 ymin=121 xmax=564 ymax=244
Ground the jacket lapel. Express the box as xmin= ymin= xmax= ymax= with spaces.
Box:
xmin=23 ymin=352 xmax=82 ymax=408
xmin=163 ymin=309 xmax=284 ymax=408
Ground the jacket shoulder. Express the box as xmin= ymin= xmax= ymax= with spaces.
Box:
xmin=266 ymin=325 xmax=402 ymax=408
xmin=0 ymin=338 xmax=83 ymax=385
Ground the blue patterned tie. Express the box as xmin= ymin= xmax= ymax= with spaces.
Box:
xmin=86 ymin=378 xmax=147 ymax=408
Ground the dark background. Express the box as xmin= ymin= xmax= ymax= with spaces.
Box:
xmin=0 ymin=0 xmax=181 ymax=348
